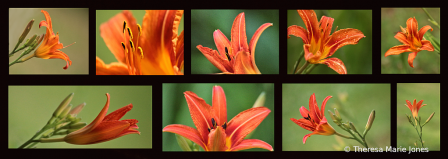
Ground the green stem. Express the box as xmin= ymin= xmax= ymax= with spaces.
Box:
xmin=9 ymin=45 xmax=27 ymax=57
xmin=292 ymin=50 xmax=304 ymax=74
xmin=9 ymin=50 xmax=34 ymax=67
xmin=422 ymin=8 xmax=440 ymax=29
xmin=305 ymin=64 xmax=318 ymax=74
xmin=295 ymin=62 xmax=310 ymax=74
xmin=18 ymin=125 xmax=51 ymax=149
xmin=334 ymin=131 xmax=354 ymax=139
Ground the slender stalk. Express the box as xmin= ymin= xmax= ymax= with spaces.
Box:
xmin=305 ymin=64 xmax=318 ymax=74
xmin=422 ymin=8 xmax=440 ymax=29
xmin=292 ymin=50 xmax=304 ymax=74
xmin=9 ymin=50 xmax=35 ymax=67
xmin=295 ymin=62 xmax=310 ymax=74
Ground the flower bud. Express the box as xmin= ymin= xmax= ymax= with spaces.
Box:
xmin=58 ymin=104 xmax=72 ymax=119
xmin=41 ymin=129 xmax=55 ymax=138
xmin=18 ymin=19 xmax=34 ymax=44
xmin=349 ymin=122 xmax=358 ymax=133
xmin=406 ymin=114 xmax=414 ymax=126
xmin=422 ymin=112 xmax=435 ymax=127
xmin=342 ymin=123 xmax=351 ymax=130
xmin=24 ymin=34 xmax=37 ymax=47
xmin=334 ymin=108 xmax=342 ymax=121
xmin=69 ymin=102 xmax=86 ymax=117
xmin=362 ymin=110 xmax=375 ymax=137
xmin=53 ymin=93 xmax=74 ymax=118
xmin=252 ymin=92 xmax=266 ymax=108
xmin=175 ymin=134 xmax=192 ymax=151
xmin=31 ymin=33 xmax=45 ymax=50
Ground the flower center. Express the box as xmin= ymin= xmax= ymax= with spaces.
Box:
xmin=121 ymin=21 xmax=144 ymax=75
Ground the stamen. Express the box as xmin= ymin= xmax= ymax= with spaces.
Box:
xmin=137 ymin=24 xmax=142 ymax=37
xmin=129 ymin=40 xmax=135 ymax=52
xmin=304 ymin=114 xmax=311 ymax=120
xmin=123 ymin=21 xmax=127 ymax=33
xmin=127 ymin=27 xmax=133 ymax=39
xmin=224 ymin=47 xmax=231 ymax=61
xmin=222 ymin=122 xmax=227 ymax=130
xmin=211 ymin=118 xmax=217 ymax=128
xmin=138 ymin=47 xmax=144 ymax=59
xmin=121 ymin=42 xmax=126 ymax=50
xmin=63 ymin=42 xmax=76 ymax=49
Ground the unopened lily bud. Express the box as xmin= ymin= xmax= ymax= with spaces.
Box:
xmin=252 ymin=92 xmax=266 ymax=108
xmin=175 ymin=134 xmax=192 ymax=151
xmin=414 ymin=142 xmax=417 ymax=147
xmin=53 ymin=93 xmax=74 ymax=118
xmin=41 ymin=129 xmax=55 ymax=138
xmin=349 ymin=122 xmax=358 ymax=133
xmin=328 ymin=110 xmax=338 ymax=122
xmin=422 ymin=112 xmax=435 ymax=127
xmin=24 ymin=34 xmax=37 ymax=47
xmin=362 ymin=110 xmax=375 ymax=137
xmin=334 ymin=108 xmax=342 ymax=121
xmin=69 ymin=102 xmax=86 ymax=117
xmin=31 ymin=33 xmax=45 ymax=50
xmin=18 ymin=19 xmax=34 ymax=44
xmin=58 ymin=104 xmax=72 ymax=119
xmin=342 ymin=123 xmax=351 ymax=130
xmin=68 ymin=122 xmax=86 ymax=129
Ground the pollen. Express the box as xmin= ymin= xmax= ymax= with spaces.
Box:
xmin=127 ymin=27 xmax=133 ymax=39
xmin=123 ymin=21 xmax=127 ymax=33
xmin=138 ymin=47 xmax=144 ymax=59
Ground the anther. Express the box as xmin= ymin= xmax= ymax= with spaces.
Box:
xmin=129 ymin=40 xmax=135 ymax=52
xmin=138 ymin=47 xmax=144 ymax=59
xmin=123 ymin=21 xmax=127 ymax=33
xmin=127 ymin=27 xmax=133 ymax=39
xmin=121 ymin=42 xmax=126 ymax=51
xmin=304 ymin=114 xmax=311 ymax=120
xmin=211 ymin=118 xmax=217 ymax=128
xmin=224 ymin=47 xmax=231 ymax=61
xmin=222 ymin=122 xmax=227 ymax=130
xmin=137 ymin=24 xmax=142 ymax=37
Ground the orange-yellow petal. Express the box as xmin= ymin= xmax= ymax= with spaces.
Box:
xmin=231 ymin=12 xmax=249 ymax=53
xmin=96 ymin=57 xmax=130 ymax=75
xmin=207 ymin=126 xmax=227 ymax=151
xmin=325 ymin=28 xmax=365 ymax=57
xmin=197 ymin=45 xmax=233 ymax=73
xmin=233 ymin=50 xmax=259 ymax=74
xmin=407 ymin=52 xmax=418 ymax=68
xmin=226 ymin=107 xmax=270 ymax=148
xmin=384 ymin=45 xmax=411 ymax=57
xmin=184 ymin=91 xmax=213 ymax=144
xmin=287 ymin=25 xmax=308 ymax=43
xmin=213 ymin=29 xmax=232 ymax=60
xmin=318 ymin=57 xmax=347 ymax=74
xmin=298 ymin=10 xmax=320 ymax=41
xmin=163 ymin=124 xmax=207 ymax=150
xmin=248 ymin=22 xmax=272 ymax=73
xmin=229 ymin=139 xmax=273 ymax=151
xmin=394 ymin=32 xmax=410 ymax=45
xmin=420 ymin=40 xmax=434 ymax=51
xmin=212 ymin=86 xmax=227 ymax=125
xmin=418 ymin=25 xmax=433 ymax=41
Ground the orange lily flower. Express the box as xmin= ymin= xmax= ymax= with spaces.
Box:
xmin=290 ymin=93 xmax=336 ymax=144
xmin=33 ymin=10 xmax=72 ymax=70
xmin=384 ymin=17 xmax=434 ymax=68
xmin=197 ymin=12 xmax=273 ymax=74
xmin=288 ymin=10 xmax=365 ymax=74
xmin=163 ymin=86 xmax=272 ymax=151
xmin=96 ymin=10 xmax=184 ymax=75
xmin=405 ymin=99 xmax=426 ymax=119
xmin=64 ymin=93 xmax=139 ymax=144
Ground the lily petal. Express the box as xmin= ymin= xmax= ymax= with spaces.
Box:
xmin=176 ymin=30 xmax=184 ymax=71
xmin=405 ymin=100 xmax=413 ymax=111
xmin=212 ymin=85 xmax=227 ymax=125
xmin=308 ymin=93 xmax=320 ymax=122
xmin=100 ymin=10 xmax=138 ymax=64
xmin=394 ymin=32 xmax=409 ymax=45
xmin=407 ymin=52 xmax=418 ymax=68
xmin=418 ymin=25 xmax=433 ymax=41
xmin=233 ymin=50 xmax=259 ymax=74
xmin=299 ymin=106 xmax=310 ymax=118
xmin=420 ymin=40 xmax=435 ymax=51
xmin=319 ymin=16 xmax=334 ymax=42
xmin=406 ymin=17 xmax=418 ymax=41
xmin=326 ymin=28 xmax=365 ymax=57
xmin=229 ymin=139 xmax=273 ymax=151
xmin=298 ymin=10 xmax=320 ymax=41
xmin=384 ymin=45 xmax=411 ymax=57
xmin=162 ymin=124 xmax=207 ymax=150
xmin=249 ymin=23 xmax=272 ymax=73
xmin=197 ymin=45 xmax=233 ymax=73
xmin=290 ymin=117 xmax=315 ymax=132
xmin=96 ymin=57 xmax=130 ymax=75
xmin=231 ymin=12 xmax=249 ymax=53
xmin=214 ymin=29 xmax=232 ymax=60
xmin=287 ymin=25 xmax=308 ymax=43
xmin=318 ymin=57 xmax=347 ymax=74
xmin=302 ymin=132 xmax=317 ymax=144
xmin=103 ymin=104 xmax=133 ymax=121
xmin=207 ymin=126 xmax=227 ymax=151
xmin=320 ymin=96 xmax=332 ymax=117
xmin=66 ymin=120 xmax=130 ymax=144
xmin=184 ymin=91 xmax=213 ymax=143
xmin=226 ymin=107 xmax=270 ymax=148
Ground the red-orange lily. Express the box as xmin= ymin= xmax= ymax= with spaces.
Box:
xmin=63 ymin=93 xmax=139 ymax=144
xmin=405 ymin=99 xmax=426 ymax=119
xmin=32 ymin=10 xmax=72 ymax=70
xmin=290 ymin=93 xmax=336 ymax=144
xmin=163 ymin=86 xmax=273 ymax=151
xmin=288 ymin=10 xmax=365 ymax=74
xmin=197 ymin=12 xmax=273 ymax=74
xmin=384 ymin=17 xmax=434 ymax=68
xmin=96 ymin=10 xmax=184 ymax=75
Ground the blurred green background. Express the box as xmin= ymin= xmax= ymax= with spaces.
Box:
xmin=96 ymin=10 xmax=184 ymax=66
xmin=191 ymin=10 xmax=279 ymax=74
xmin=9 ymin=8 xmax=89 ymax=74
xmin=381 ymin=8 xmax=440 ymax=74
xmin=397 ymin=83 xmax=440 ymax=150
xmin=287 ymin=10 xmax=372 ymax=74
xmin=9 ymin=86 xmax=152 ymax=148
xmin=163 ymin=83 xmax=274 ymax=151
xmin=283 ymin=84 xmax=390 ymax=151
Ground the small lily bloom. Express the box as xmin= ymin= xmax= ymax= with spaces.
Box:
xmin=97 ymin=10 xmax=184 ymax=75
xmin=197 ymin=12 xmax=273 ymax=74
xmin=64 ymin=93 xmax=139 ymax=144
xmin=290 ymin=93 xmax=336 ymax=144
xmin=384 ymin=17 xmax=434 ymax=68
xmin=33 ymin=10 xmax=73 ymax=70
xmin=163 ymin=86 xmax=273 ymax=151
xmin=405 ymin=99 xmax=426 ymax=119
xmin=288 ymin=10 xmax=365 ymax=74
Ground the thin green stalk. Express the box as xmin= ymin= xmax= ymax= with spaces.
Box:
xmin=292 ymin=50 xmax=304 ymax=74
xmin=9 ymin=49 xmax=34 ymax=67
xmin=305 ymin=64 xmax=318 ymax=74
xmin=295 ymin=62 xmax=309 ymax=74
xmin=422 ymin=8 xmax=440 ymax=29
